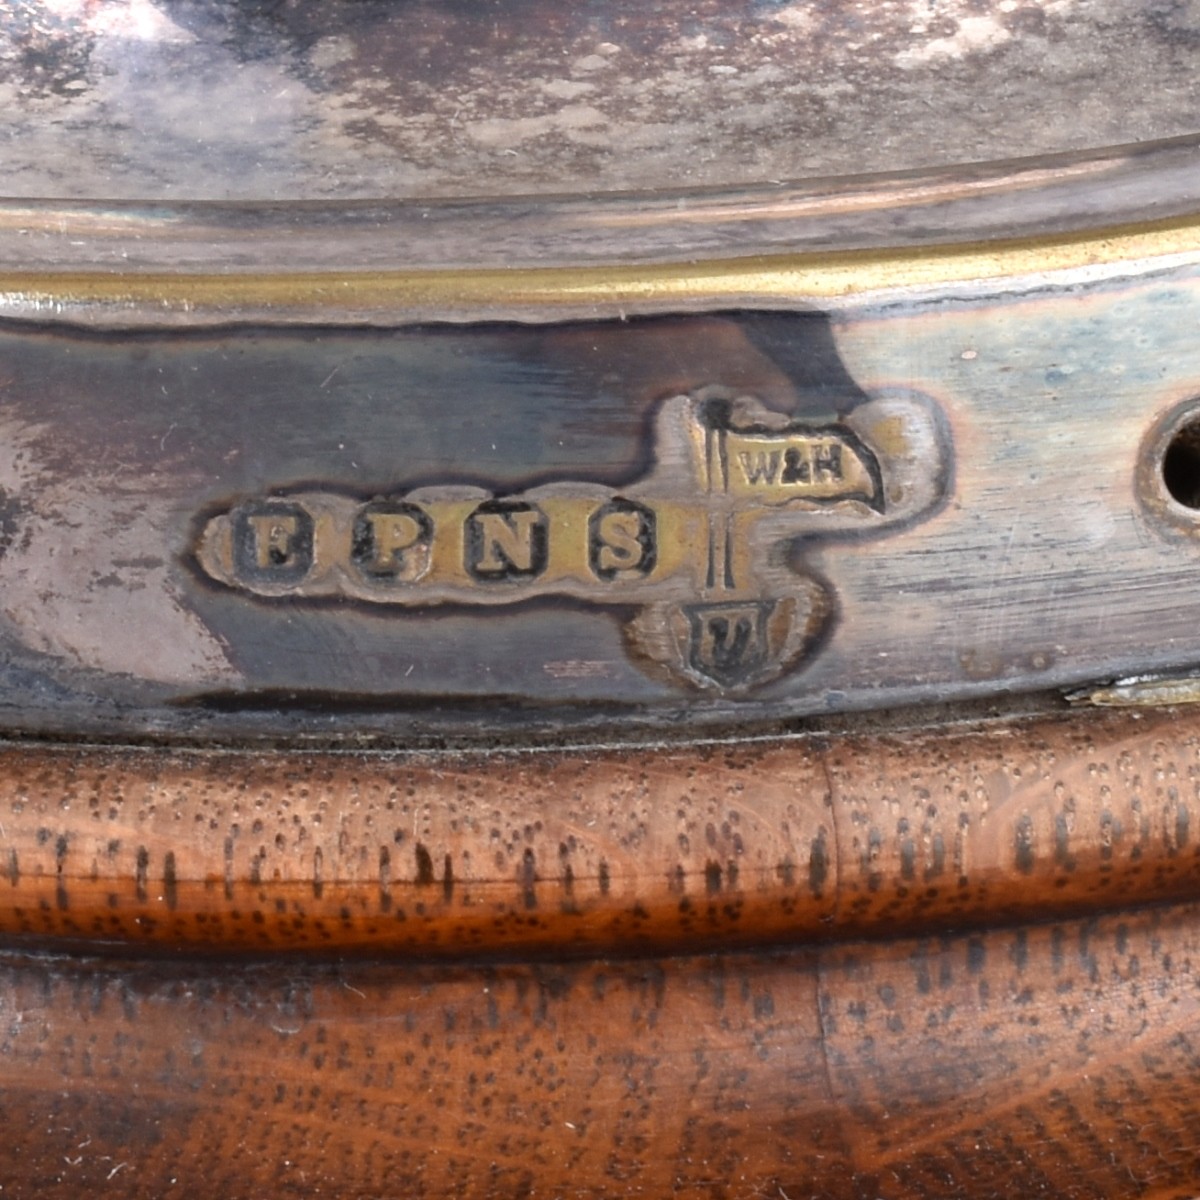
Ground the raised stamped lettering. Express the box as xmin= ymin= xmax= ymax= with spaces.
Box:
xmin=466 ymin=501 xmax=548 ymax=581
xmin=686 ymin=602 xmax=770 ymax=689
xmin=589 ymin=499 xmax=656 ymax=581
xmin=196 ymin=389 xmax=946 ymax=692
xmin=351 ymin=500 xmax=433 ymax=583
xmin=231 ymin=501 xmax=314 ymax=584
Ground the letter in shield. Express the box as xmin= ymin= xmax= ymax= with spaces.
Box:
xmin=685 ymin=601 xmax=772 ymax=689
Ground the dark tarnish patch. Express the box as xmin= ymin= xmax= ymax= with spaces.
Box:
xmin=0 ymin=490 xmax=27 ymax=563
xmin=521 ymin=848 xmax=537 ymax=910
xmin=224 ymin=836 xmax=235 ymax=901
xmin=704 ymin=860 xmax=723 ymax=895
xmin=135 ymin=846 xmax=150 ymax=903
xmin=102 ymin=0 xmax=1200 ymax=204
xmin=1099 ymin=810 xmax=1115 ymax=863
xmin=1054 ymin=811 xmax=1075 ymax=871
xmin=414 ymin=843 xmax=435 ymax=886
xmin=378 ymin=846 xmax=391 ymax=911
xmin=1010 ymin=928 xmax=1029 ymax=972
xmin=808 ymin=829 xmax=829 ymax=897
xmin=312 ymin=845 xmax=324 ymax=900
xmin=865 ymin=828 xmax=884 ymax=892
xmin=163 ymin=851 xmax=178 ymax=912
xmin=54 ymin=834 xmax=68 ymax=912
xmin=1015 ymin=813 xmax=1036 ymax=875
xmin=925 ymin=832 xmax=945 ymax=881
xmin=911 ymin=949 xmax=932 ymax=996
xmin=0 ymin=0 xmax=97 ymax=98
xmin=966 ymin=935 xmax=986 ymax=975
xmin=1051 ymin=925 xmax=1066 ymax=974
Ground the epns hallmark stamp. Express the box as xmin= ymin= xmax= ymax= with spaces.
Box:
xmin=196 ymin=391 xmax=946 ymax=692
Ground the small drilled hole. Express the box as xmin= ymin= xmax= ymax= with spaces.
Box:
xmin=1162 ymin=420 xmax=1200 ymax=509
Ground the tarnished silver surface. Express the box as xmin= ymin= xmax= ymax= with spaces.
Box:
xmin=2 ymin=137 xmax=1200 ymax=285
xmin=0 ymin=254 xmax=1194 ymax=740
xmin=3 ymin=3 xmax=1200 ymax=742
xmin=1 ymin=0 xmax=1199 ymax=201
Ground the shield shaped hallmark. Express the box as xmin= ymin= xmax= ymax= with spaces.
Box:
xmin=626 ymin=582 xmax=832 ymax=694
xmin=685 ymin=601 xmax=772 ymax=689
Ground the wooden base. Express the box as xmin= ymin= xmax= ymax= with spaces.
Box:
xmin=3 ymin=704 xmax=1200 ymax=1195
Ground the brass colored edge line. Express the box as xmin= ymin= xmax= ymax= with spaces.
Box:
xmin=1 ymin=214 xmax=1199 ymax=323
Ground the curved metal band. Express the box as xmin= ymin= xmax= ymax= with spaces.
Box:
xmin=1 ymin=137 xmax=1199 ymax=327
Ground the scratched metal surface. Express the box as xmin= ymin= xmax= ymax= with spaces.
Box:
xmin=0 ymin=262 xmax=1195 ymax=740
xmin=2 ymin=0 xmax=1200 ymax=202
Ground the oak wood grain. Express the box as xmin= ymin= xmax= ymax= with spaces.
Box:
xmin=3 ymin=900 xmax=1200 ymax=1198
xmin=2 ymin=705 xmax=1197 ymax=957
xmin=5 ymin=706 xmax=1200 ymax=1196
